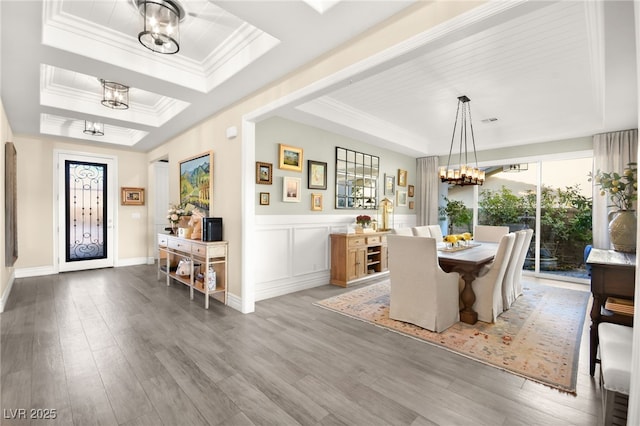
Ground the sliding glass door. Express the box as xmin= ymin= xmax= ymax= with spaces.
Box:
xmin=441 ymin=154 xmax=592 ymax=282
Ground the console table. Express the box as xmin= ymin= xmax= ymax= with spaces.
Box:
xmin=157 ymin=234 xmax=228 ymax=309
xmin=586 ymin=248 xmax=635 ymax=376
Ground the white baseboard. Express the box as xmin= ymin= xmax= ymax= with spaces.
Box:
xmin=0 ymin=270 xmax=16 ymax=313
xmin=255 ymin=271 xmax=330 ymax=302
xmin=226 ymin=292 xmax=244 ymax=313
xmin=116 ymin=257 xmax=150 ymax=267
xmin=15 ymin=266 xmax=56 ymax=278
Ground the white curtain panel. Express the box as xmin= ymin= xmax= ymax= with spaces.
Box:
xmin=592 ymin=129 xmax=638 ymax=249
xmin=416 ymin=156 xmax=440 ymax=226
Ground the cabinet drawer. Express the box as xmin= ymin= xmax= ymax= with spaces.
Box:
xmin=158 ymin=235 xmax=169 ymax=246
xmin=348 ymin=237 xmax=366 ymax=247
xmin=208 ymin=245 xmax=227 ymax=257
xmin=191 ymin=244 xmax=226 ymax=257
xmin=366 ymin=236 xmax=380 ymax=245
xmin=168 ymin=239 xmax=192 ymax=253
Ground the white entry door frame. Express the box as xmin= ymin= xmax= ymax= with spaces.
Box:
xmin=54 ymin=150 xmax=117 ymax=272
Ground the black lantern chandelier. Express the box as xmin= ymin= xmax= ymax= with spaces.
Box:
xmin=137 ymin=0 xmax=182 ymax=54
xmin=101 ymin=79 xmax=129 ymax=110
xmin=83 ymin=121 xmax=104 ymax=136
xmin=438 ymin=95 xmax=485 ymax=186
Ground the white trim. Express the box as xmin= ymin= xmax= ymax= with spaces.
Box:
xmin=115 ymin=257 xmax=150 ymax=267
xmin=256 ymin=271 xmax=330 ymax=302
xmin=0 ymin=270 xmax=15 ymax=313
xmin=53 ymin=149 xmax=118 ymax=273
xmin=226 ymin=292 xmax=243 ymax=312
xmin=15 ymin=266 xmax=56 ymax=279
xmin=241 ymin=119 xmax=256 ymax=313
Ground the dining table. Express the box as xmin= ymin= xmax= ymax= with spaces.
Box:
xmin=437 ymin=242 xmax=499 ymax=324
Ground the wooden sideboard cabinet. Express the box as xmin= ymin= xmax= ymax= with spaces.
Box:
xmin=330 ymin=232 xmax=389 ymax=287
xmin=157 ymin=234 xmax=228 ymax=309
xmin=586 ymin=248 xmax=635 ymax=376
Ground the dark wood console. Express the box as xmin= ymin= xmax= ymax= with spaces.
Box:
xmin=586 ymin=248 xmax=635 ymax=376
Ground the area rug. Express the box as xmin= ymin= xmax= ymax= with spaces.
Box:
xmin=314 ymin=280 xmax=590 ymax=394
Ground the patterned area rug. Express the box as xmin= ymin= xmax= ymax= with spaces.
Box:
xmin=314 ymin=280 xmax=589 ymax=394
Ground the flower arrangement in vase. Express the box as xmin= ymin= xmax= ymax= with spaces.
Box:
xmin=167 ymin=203 xmax=192 ymax=234
xmin=355 ymin=214 xmax=374 ymax=233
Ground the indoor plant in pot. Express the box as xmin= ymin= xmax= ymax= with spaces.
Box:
xmin=591 ymin=163 xmax=638 ymax=252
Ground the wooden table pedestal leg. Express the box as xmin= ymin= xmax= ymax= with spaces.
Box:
xmin=459 ymin=270 xmax=478 ymax=325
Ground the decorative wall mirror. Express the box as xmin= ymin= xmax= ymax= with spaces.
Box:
xmin=335 ymin=147 xmax=379 ymax=209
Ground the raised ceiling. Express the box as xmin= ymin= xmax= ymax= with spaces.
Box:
xmin=1 ymin=1 xmax=638 ymax=156
xmin=0 ymin=0 xmax=414 ymax=151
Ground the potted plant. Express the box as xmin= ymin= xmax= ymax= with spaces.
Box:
xmin=590 ymin=162 xmax=638 ymax=252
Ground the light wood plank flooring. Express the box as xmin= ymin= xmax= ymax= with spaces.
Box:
xmin=1 ymin=265 xmax=601 ymax=425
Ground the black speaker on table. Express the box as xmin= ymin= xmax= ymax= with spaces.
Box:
xmin=202 ymin=217 xmax=223 ymax=241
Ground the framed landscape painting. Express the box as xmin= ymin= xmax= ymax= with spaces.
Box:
xmin=279 ymin=144 xmax=303 ymax=172
xmin=180 ymin=151 xmax=213 ymax=216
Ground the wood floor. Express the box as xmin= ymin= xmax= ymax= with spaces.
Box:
xmin=1 ymin=265 xmax=602 ymax=425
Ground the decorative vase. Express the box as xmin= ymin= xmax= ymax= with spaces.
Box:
xmin=608 ymin=210 xmax=637 ymax=253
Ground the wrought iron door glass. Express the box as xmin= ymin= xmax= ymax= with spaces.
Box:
xmin=65 ymin=160 xmax=107 ymax=261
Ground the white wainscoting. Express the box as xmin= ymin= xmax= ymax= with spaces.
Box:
xmin=254 ymin=214 xmax=416 ymax=301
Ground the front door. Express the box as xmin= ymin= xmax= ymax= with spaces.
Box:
xmin=57 ymin=151 xmax=115 ymax=272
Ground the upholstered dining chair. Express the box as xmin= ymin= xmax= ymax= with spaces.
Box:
xmin=512 ymin=228 xmax=533 ymax=299
xmin=501 ymin=230 xmax=527 ymax=309
xmin=387 ymin=235 xmax=460 ymax=332
xmin=471 ymin=232 xmax=516 ymax=323
xmin=473 ymin=225 xmax=510 ymax=243
xmin=427 ymin=225 xmax=444 ymax=241
xmin=391 ymin=227 xmax=414 ymax=236
xmin=411 ymin=226 xmax=432 ymax=237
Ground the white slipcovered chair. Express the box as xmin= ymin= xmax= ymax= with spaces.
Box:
xmin=474 ymin=225 xmax=510 ymax=243
xmin=471 ymin=233 xmax=516 ymax=323
xmin=501 ymin=230 xmax=527 ymax=309
xmin=513 ymin=228 xmax=533 ymax=299
xmin=411 ymin=226 xmax=432 ymax=237
xmin=428 ymin=225 xmax=444 ymax=241
xmin=391 ymin=228 xmax=414 ymax=236
xmin=387 ymin=235 xmax=460 ymax=332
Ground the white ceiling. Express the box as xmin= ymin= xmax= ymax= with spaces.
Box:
xmin=1 ymin=1 xmax=638 ymax=156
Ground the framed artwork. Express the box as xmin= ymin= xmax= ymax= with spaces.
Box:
xmin=180 ymin=151 xmax=212 ymax=216
xmin=256 ymin=161 xmax=272 ymax=185
xmin=308 ymin=160 xmax=327 ymax=189
xmin=311 ymin=193 xmax=323 ymax=211
xmin=259 ymin=192 xmax=270 ymax=205
xmin=409 ymin=201 xmax=415 ymax=210
xmin=121 ymin=187 xmax=145 ymax=205
xmin=384 ymin=174 xmax=395 ymax=196
xmin=283 ymin=176 xmax=301 ymax=202
xmin=5 ymin=142 xmax=17 ymax=266
xmin=279 ymin=144 xmax=303 ymax=172
xmin=408 ymin=184 xmax=415 ymax=197
xmin=397 ymin=190 xmax=408 ymax=207
xmin=398 ymin=169 xmax=408 ymax=187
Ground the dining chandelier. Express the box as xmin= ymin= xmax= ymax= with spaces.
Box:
xmin=101 ymin=79 xmax=129 ymax=110
xmin=137 ymin=0 xmax=182 ymax=54
xmin=83 ymin=121 xmax=104 ymax=136
xmin=438 ymin=95 xmax=485 ymax=186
